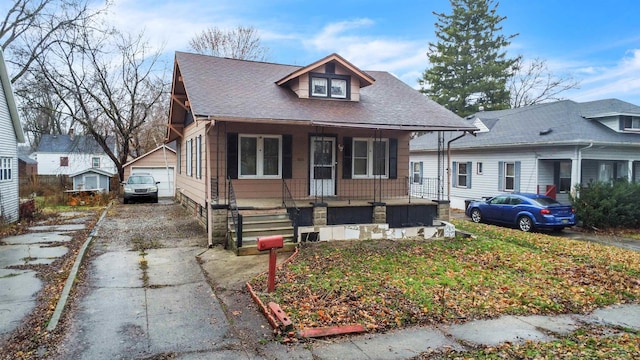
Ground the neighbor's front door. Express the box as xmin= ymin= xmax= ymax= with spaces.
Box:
xmin=309 ymin=136 xmax=336 ymax=197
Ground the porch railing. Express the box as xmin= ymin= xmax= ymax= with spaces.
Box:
xmin=409 ymin=177 xmax=440 ymax=200
xmin=282 ymin=179 xmax=299 ymax=240
xmin=228 ymin=178 xmax=242 ymax=248
xmin=211 ymin=176 xmax=442 ymax=206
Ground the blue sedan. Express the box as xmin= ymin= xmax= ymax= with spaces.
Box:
xmin=465 ymin=193 xmax=576 ymax=232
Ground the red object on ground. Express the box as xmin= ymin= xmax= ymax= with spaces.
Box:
xmin=297 ymin=324 xmax=367 ymax=338
xmin=258 ymin=235 xmax=284 ymax=292
xmin=268 ymin=302 xmax=293 ymax=331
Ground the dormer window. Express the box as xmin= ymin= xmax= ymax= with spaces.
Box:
xmin=622 ymin=115 xmax=640 ymax=132
xmin=310 ymin=73 xmax=349 ymax=99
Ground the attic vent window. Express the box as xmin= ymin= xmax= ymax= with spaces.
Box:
xmin=539 ymin=128 xmax=553 ymax=135
xmin=310 ymin=72 xmax=349 ymax=99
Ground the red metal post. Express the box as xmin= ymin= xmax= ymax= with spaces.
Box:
xmin=268 ymin=247 xmax=277 ymax=292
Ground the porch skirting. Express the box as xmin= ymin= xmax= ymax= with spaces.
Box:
xmin=176 ymin=190 xmax=454 ymax=246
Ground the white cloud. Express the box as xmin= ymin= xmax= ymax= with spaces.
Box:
xmin=568 ymin=49 xmax=640 ymax=103
xmin=302 ymin=19 xmax=429 ymax=87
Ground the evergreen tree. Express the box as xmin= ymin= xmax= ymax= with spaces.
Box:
xmin=420 ymin=0 xmax=519 ymax=117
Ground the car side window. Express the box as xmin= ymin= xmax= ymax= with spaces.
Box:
xmin=490 ymin=196 xmax=508 ymax=205
xmin=509 ymin=197 xmax=522 ymax=205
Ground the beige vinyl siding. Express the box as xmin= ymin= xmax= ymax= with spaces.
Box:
xmin=176 ymin=124 xmax=207 ymax=207
xmin=123 ymin=146 xmax=176 ymax=180
xmin=206 ymin=122 xmax=410 ymax=200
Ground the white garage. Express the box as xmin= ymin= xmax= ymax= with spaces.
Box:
xmin=131 ymin=166 xmax=175 ymax=197
xmin=123 ymin=144 xmax=177 ymax=198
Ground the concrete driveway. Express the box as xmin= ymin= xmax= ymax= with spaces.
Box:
xmin=54 ymin=202 xmax=255 ymax=359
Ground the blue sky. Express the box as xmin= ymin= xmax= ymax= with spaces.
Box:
xmin=106 ymin=0 xmax=640 ymax=105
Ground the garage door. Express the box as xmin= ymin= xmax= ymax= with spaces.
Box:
xmin=131 ymin=167 xmax=175 ymax=197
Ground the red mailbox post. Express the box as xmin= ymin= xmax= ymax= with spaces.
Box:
xmin=257 ymin=235 xmax=284 ymax=292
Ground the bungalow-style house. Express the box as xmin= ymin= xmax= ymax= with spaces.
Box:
xmin=410 ymin=99 xmax=640 ymax=210
xmin=35 ymin=130 xmax=117 ymax=176
xmin=122 ymin=143 xmax=176 ymax=198
xmin=0 ymin=48 xmax=26 ymax=223
xmin=166 ymin=52 xmax=476 ymax=251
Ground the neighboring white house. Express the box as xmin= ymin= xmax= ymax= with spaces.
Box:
xmin=35 ymin=130 xmax=117 ymax=176
xmin=410 ymin=99 xmax=640 ymax=210
xmin=0 ymin=48 xmax=25 ymax=223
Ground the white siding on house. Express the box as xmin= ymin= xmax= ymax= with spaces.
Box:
xmin=36 ymin=152 xmax=116 ymax=175
xmin=0 ymin=81 xmax=19 ymax=222
xmin=412 ymin=144 xmax=640 ymax=209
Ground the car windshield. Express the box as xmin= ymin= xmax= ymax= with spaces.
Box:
xmin=530 ymin=197 xmax=561 ymax=206
xmin=128 ymin=176 xmax=155 ymax=185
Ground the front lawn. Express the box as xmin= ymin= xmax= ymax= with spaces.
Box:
xmin=249 ymin=220 xmax=640 ymax=332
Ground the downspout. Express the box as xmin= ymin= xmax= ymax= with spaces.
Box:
xmin=205 ymin=118 xmax=215 ymax=247
xmin=575 ymin=142 xmax=593 ymax=198
xmin=446 ymin=132 xmax=470 ymax=202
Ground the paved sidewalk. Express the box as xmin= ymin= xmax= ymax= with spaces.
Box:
xmin=309 ymin=304 xmax=640 ymax=359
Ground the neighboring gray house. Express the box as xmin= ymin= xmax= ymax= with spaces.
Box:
xmin=35 ymin=131 xmax=117 ymax=176
xmin=0 ymin=48 xmax=25 ymax=223
xmin=410 ymin=99 xmax=640 ymax=209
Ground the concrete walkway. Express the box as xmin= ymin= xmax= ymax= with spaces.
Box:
xmin=0 ymin=212 xmax=92 ymax=342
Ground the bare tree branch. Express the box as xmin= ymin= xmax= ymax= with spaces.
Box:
xmin=189 ymin=25 xmax=269 ymax=61
xmin=509 ymin=57 xmax=580 ymax=108
xmin=1 ymin=0 xmax=109 ymax=84
xmin=32 ymin=19 xmax=168 ymax=181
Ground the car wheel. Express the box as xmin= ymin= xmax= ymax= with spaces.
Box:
xmin=470 ymin=208 xmax=482 ymax=223
xmin=123 ymin=198 xmax=128 ymax=204
xmin=518 ymin=216 xmax=533 ymax=232
xmin=153 ymin=197 xmax=158 ymax=203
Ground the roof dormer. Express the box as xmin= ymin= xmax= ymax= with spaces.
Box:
xmin=276 ymin=53 xmax=375 ymax=102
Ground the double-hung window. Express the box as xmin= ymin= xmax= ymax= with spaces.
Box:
xmin=411 ymin=161 xmax=423 ymax=184
xmin=186 ymin=139 xmax=193 ymax=176
xmin=457 ymin=162 xmax=469 ymax=188
xmin=352 ymin=138 xmax=388 ymax=178
xmin=239 ymin=135 xmax=281 ymax=178
xmin=92 ymin=157 xmax=100 ymax=168
xmin=310 ymin=73 xmax=349 ymax=99
xmin=0 ymin=157 xmax=12 ymax=181
xmin=504 ymin=162 xmax=515 ymax=191
xmin=195 ymin=135 xmax=202 ymax=179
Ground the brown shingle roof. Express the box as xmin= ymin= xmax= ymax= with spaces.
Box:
xmin=174 ymin=51 xmax=476 ymax=131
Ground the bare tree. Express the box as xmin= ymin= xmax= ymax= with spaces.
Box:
xmin=34 ymin=20 xmax=168 ymax=181
xmin=509 ymin=57 xmax=580 ymax=108
xmin=189 ymin=25 xmax=269 ymax=61
xmin=1 ymin=0 xmax=106 ymax=84
xmin=14 ymin=72 xmax=72 ymax=148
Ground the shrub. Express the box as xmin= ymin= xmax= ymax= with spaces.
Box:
xmin=19 ymin=199 xmax=38 ymax=221
xmin=570 ymin=180 xmax=640 ymax=229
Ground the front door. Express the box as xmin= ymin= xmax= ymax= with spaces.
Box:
xmin=310 ymin=136 xmax=336 ymax=197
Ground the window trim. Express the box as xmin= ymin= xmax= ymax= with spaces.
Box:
xmin=477 ymin=162 xmax=483 ymax=175
xmin=0 ymin=157 xmax=12 ymax=181
xmin=309 ymin=72 xmax=350 ymax=100
xmin=351 ymin=138 xmax=389 ymax=179
xmin=238 ymin=134 xmax=282 ymax=179
xmin=60 ymin=156 xmax=69 ymax=167
xmin=92 ymin=157 xmax=100 ymax=168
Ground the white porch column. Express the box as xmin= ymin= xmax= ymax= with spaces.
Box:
xmin=628 ymin=160 xmax=634 ymax=182
xmin=570 ymin=157 xmax=581 ymax=197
